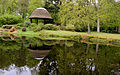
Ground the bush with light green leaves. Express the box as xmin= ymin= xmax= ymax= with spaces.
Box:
xmin=0 ymin=14 xmax=23 ymax=27
xmin=42 ymin=24 xmax=60 ymax=30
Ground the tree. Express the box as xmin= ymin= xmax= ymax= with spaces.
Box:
xmin=8 ymin=0 xmax=17 ymax=14
xmin=95 ymin=0 xmax=115 ymax=32
xmin=17 ymin=0 xmax=29 ymax=19
xmin=0 ymin=0 xmax=10 ymax=14
xmin=28 ymin=0 xmax=44 ymax=14
xmin=44 ymin=0 xmax=61 ymax=24
xmin=79 ymin=0 xmax=96 ymax=34
xmin=113 ymin=1 xmax=120 ymax=33
xmin=58 ymin=0 xmax=96 ymax=33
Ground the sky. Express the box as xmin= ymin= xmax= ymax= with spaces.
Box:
xmin=115 ymin=0 xmax=120 ymax=1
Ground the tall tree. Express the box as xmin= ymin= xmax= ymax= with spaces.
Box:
xmin=0 ymin=0 xmax=9 ymax=14
xmin=95 ymin=0 xmax=115 ymax=32
xmin=113 ymin=1 xmax=120 ymax=33
xmin=80 ymin=0 xmax=96 ymax=34
xmin=59 ymin=0 xmax=96 ymax=33
xmin=44 ymin=0 xmax=61 ymax=24
xmin=28 ymin=0 xmax=44 ymax=14
xmin=17 ymin=0 xmax=29 ymax=19
xmin=8 ymin=0 xmax=17 ymax=14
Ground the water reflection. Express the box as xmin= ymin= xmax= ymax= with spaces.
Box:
xmin=1 ymin=34 xmax=18 ymax=41
xmin=0 ymin=65 xmax=31 ymax=75
xmin=0 ymin=36 xmax=120 ymax=75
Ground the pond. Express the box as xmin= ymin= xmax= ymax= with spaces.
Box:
xmin=0 ymin=35 xmax=120 ymax=75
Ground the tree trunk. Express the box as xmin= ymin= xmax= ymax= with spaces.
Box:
xmin=118 ymin=26 xmax=120 ymax=33
xmin=115 ymin=26 xmax=118 ymax=32
xmin=97 ymin=1 xmax=100 ymax=32
xmin=86 ymin=44 xmax=90 ymax=54
xmin=95 ymin=44 xmax=99 ymax=59
xmin=97 ymin=17 xmax=100 ymax=32
xmin=88 ymin=23 xmax=90 ymax=34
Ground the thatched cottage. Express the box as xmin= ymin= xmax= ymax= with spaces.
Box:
xmin=29 ymin=8 xmax=52 ymax=24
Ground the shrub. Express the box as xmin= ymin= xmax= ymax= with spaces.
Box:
xmin=15 ymin=25 xmax=21 ymax=29
xmin=30 ymin=23 xmax=37 ymax=27
xmin=33 ymin=26 xmax=41 ymax=32
xmin=17 ymin=23 xmax=24 ymax=27
xmin=30 ymin=23 xmax=37 ymax=30
xmin=38 ymin=22 xmax=44 ymax=28
xmin=0 ymin=14 xmax=23 ymax=26
xmin=74 ymin=25 xmax=82 ymax=32
xmin=24 ymin=21 xmax=31 ymax=27
xmin=65 ymin=25 xmax=75 ymax=31
xmin=42 ymin=24 xmax=60 ymax=30
xmin=60 ymin=25 xmax=65 ymax=30
xmin=30 ymin=23 xmax=42 ymax=32
xmin=14 ymin=23 xmax=24 ymax=29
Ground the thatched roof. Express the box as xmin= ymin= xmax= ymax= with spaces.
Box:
xmin=29 ymin=8 xmax=52 ymax=19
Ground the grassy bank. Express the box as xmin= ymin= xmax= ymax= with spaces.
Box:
xmin=40 ymin=30 xmax=120 ymax=40
xmin=3 ymin=30 xmax=120 ymax=45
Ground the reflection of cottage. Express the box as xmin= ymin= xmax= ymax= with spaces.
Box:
xmin=29 ymin=49 xmax=50 ymax=58
xmin=29 ymin=8 xmax=52 ymax=24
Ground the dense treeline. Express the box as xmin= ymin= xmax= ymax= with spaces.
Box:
xmin=0 ymin=0 xmax=120 ymax=33
xmin=0 ymin=0 xmax=44 ymax=18
xmin=58 ymin=0 xmax=120 ymax=33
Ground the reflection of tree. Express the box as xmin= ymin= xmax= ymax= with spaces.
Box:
xmin=38 ymin=42 xmax=120 ymax=75
xmin=0 ymin=49 xmax=13 ymax=68
xmin=0 ymin=38 xmax=21 ymax=51
xmin=96 ymin=44 xmax=99 ymax=57
xmin=94 ymin=45 xmax=120 ymax=75
xmin=0 ymin=37 xmax=39 ymax=69
xmin=29 ymin=38 xmax=43 ymax=48
xmin=65 ymin=41 xmax=74 ymax=47
xmin=86 ymin=44 xmax=90 ymax=54
xmin=0 ymin=36 xmax=120 ymax=75
xmin=28 ymin=38 xmax=60 ymax=48
xmin=14 ymin=43 xmax=27 ymax=67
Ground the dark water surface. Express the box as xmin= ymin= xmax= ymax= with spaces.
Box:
xmin=0 ymin=36 xmax=120 ymax=75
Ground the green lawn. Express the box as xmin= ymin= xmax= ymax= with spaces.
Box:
xmin=40 ymin=30 xmax=120 ymax=40
xmin=3 ymin=30 xmax=120 ymax=40
xmin=90 ymin=32 xmax=120 ymax=40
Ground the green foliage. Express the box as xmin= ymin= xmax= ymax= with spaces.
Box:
xmin=58 ymin=0 xmax=120 ymax=33
xmin=29 ymin=23 xmax=37 ymax=31
xmin=24 ymin=21 xmax=31 ymax=27
xmin=65 ymin=25 xmax=75 ymax=31
xmin=17 ymin=23 xmax=24 ymax=27
xmin=58 ymin=0 xmax=96 ymax=33
xmin=34 ymin=26 xmax=41 ymax=32
xmin=14 ymin=23 xmax=24 ymax=29
xmin=75 ymin=24 xmax=87 ymax=32
xmin=0 ymin=14 xmax=23 ymax=26
xmin=30 ymin=23 xmax=44 ymax=32
xmin=44 ymin=0 xmax=60 ymax=24
xmin=38 ymin=22 xmax=44 ymax=28
xmin=74 ymin=25 xmax=82 ymax=32
xmin=15 ymin=25 xmax=21 ymax=29
xmin=28 ymin=0 xmax=44 ymax=14
xmin=0 ymin=0 xmax=44 ymax=20
xmin=0 ymin=0 xmax=17 ymax=14
xmin=0 ymin=0 xmax=119 ymax=33
xmin=17 ymin=0 xmax=29 ymax=19
xmin=42 ymin=24 xmax=60 ymax=30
